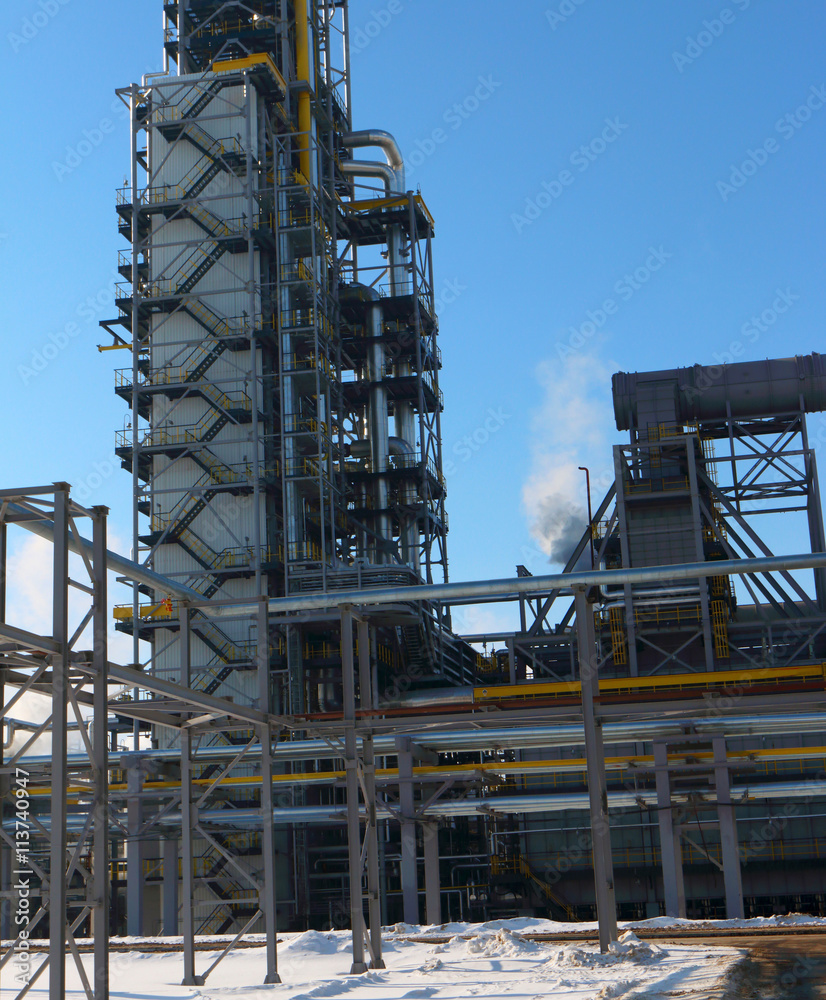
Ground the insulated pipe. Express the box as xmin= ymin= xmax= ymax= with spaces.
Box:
xmin=349 ymin=437 xmax=415 ymax=460
xmin=341 ymin=130 xmax=405 ymax=192
xmin=19 ymin=713 xmax=826 ymax=770
xmin=613 ymin=353 xmax=826 ymax=429
xmin=367 ymin=299 xmax=391 ymax=563
xmin=343 ymin=133 xmax=417 ymax=565
xmin=9 ymin=503 xmax=826 ymax=615
xmin=15 ymin=778 xmax=826 ymax=834
xmin=295 ymin=0 xmax=313 ymax=182
xmin=341 ymin=160 xmax=396 ymax=194
xmin=341 ymin=142 xmax=412 ymax=574
xmin=340 ymin=133 xmax=406 ymax=293
xmin=11 ymin=496 xmax=826 ymax=616
xmin=243 ymin=550 xmax=826 ymax=616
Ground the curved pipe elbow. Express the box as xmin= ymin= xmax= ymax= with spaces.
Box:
xmin=341 ymin=159 xmax=396 ymax=195
xmin=342 ymin=129 xmax=406 ymax=192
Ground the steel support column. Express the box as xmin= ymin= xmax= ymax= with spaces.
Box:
xmin=686 ymin=443 xmax=715 ymax=670
xmin=0 ymin=518 xmax=9 ymax=944
xmin=396 ymin=738 xmax=419 ymax=924
xmin=125 ymin=764 xmax=145 ymax=937
xmin=713 ymin=737 xmax=744 ymax=919
xmin=341 ymin=608 xmax=368 ymax=974
xmin=358 ymin=619 xmax=383 ymax=968
xmin=179 ymin=607 xmax=203 ymax=986
xmin=654 ymin=742 xmax=686 ymax=918
xmin=258 ymin=601 xmax=281 ymax=983
xmin=49 ymin=486 xmax=70 ymax=1000
xmin=92 ymin=508 xmax=109 ymax=1000
xmin=574 ymin=586 xmax=617 ymax=952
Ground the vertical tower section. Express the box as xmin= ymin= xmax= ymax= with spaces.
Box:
xmin=109 ymin=3 xmax=459 ymax=722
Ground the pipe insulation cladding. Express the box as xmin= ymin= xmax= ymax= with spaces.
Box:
xmin=612 ymin=352 xmax=826 ymax=430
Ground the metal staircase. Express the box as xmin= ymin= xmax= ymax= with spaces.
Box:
xmin=194 ymin=834 xmax=260 ymax=935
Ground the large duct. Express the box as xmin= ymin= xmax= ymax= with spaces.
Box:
xmin=613 ymin=353 xmax=826 ymax=430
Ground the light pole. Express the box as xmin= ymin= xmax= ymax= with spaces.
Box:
xmin=578 ymin=466 xmax=595 ymax=570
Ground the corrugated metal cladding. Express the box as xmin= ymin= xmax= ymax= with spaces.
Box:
xmin=142 ymin=65 xmax=266 ymax=621
xmin=627 ymin=507 xmax=696 ymax=567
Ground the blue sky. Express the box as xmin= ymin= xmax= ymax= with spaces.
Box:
xmin=1 ymin=1 xmax=824 ymax=633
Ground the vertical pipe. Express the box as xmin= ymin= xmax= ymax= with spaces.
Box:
xmin=342 ymin=0 xmax=352 ymax=128
xmin=49 ymin=485 xmax=70 ymax=1000
xmin=258 ymin=601 xmax=281 ymax=983
xmin=162 ymin=7 xmax=170 ymax=74
xmin=176 ymin=1 xmax=190 ymax=75
xmin=92 ymin=508 xmax=109 ymax=1000
xmin=296 ymin=0 xmax=312 ymax=183
xmin=367 ymin=303 xmax=390 ymax=561
xmin=341 ymin=608 xmax=368 ymax=973
xmin=574 ymin=586 xmax=618 ymax=953
xmin=277 ymin=177 xmax=299 ymax=588
xmin=279 ymin=0 xmax=290 ymax=80
xmin=245 ymin=75 xmax=263 ymax=596
xmin=424 ymin=217 xmax=444 ymax=582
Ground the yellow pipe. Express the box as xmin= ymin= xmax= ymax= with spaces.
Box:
xmin=473 ymin=662 xmax=826 ymax=703
xmin=295 ymin=0 xmax=312 ymax=183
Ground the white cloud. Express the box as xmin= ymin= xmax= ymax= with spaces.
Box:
xmin=3 ymin=527 xmax=138 ymax=758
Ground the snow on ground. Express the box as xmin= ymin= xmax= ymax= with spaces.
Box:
xmin=397 ymin=911 xmax=826 ymax=937
xmin=1 ymin=920 xmax=749 ymax=1000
